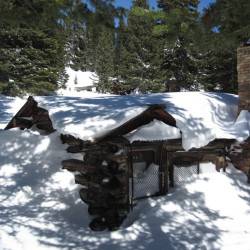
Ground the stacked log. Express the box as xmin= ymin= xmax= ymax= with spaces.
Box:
xmin=61 ymin=139 xmax=129 ymax=231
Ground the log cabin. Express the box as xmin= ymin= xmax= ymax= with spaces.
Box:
xmin=4 ymin=45 xmax=250 ymax=231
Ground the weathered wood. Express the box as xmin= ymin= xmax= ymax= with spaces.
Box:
xmin=228 ymin=139 xmax=250 ymax=182
xmin=66 ymin=145 xmax=83 ymax=153
xmin=60 ymin=134 xmax=85 ymax=146
xmin=96 ymin=104 xmax=176 ymax=142
xmin=170 ymin=151 xmax=227 ymax=172
xmin=103 ymin=210 xmax=124 ymax=231
xmin=84 ymin=153 xmax=103 ymax=165
xmin=74 ymin=174 xmax=88 ymax=186
xmin=88 ymin=205 xmax=108 ymax=216
xmin=5 ymin=96 xmax=55 ymax=133
xmin=89 ymin=217 xmax=107 ymax=231
xmin=106 ymin=154 xmax=128 ymax=164
xmin=5 ymin=96 xmax=36 ymax=130
xmin=62 ymin=159 xmax=97 ymax=173
xmin=14 ymin=117 xmax=33 ymax=129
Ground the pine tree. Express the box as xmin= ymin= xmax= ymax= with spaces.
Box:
xmin=200 ymin=0 xmax=250 ymax=93
xmin=0 ymin=0 xmax=68 ymax=96
xmin=157 ymin=0 xmax=199 ymax=12
xmin=116 ymin=1 xmax=164 ymax=94
xmin=113 ymin=15 xmax=129 ymax=94
xmin=156 ymin=0 xmax=200 ymax=91
xmin=132 ymin=0 xmax=150 ymax=9
xmin=65 ymin=0 xmax=92 ymax=71
xmin=95 ymin=27 xmax=115 ymax=93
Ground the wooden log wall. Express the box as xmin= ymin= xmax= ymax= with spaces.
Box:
xmin=61 ymin=135 xmax=130 ymax=231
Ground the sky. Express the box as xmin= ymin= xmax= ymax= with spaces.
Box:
xmin=114 ymin=0 xmax=214 ymax=12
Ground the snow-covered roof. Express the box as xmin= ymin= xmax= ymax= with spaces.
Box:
xmin=2 ymin=92 xmax=249 ymax=150
xmin=125 ymin=119 xmax=181 ymax=142
xmin=26 ymin=91 xmax=249 ymax=151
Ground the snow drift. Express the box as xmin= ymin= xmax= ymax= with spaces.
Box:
xmin=1 ymin=129 xmax=250 ymax=250
xmin=1 ymin=94 xmax=250 ymax=250
xmin=29 ymin=92 xmax=249 ymax=150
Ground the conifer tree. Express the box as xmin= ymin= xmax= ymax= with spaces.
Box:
xmin=201 ymin=0 xmax=250 ymax=93
xmin=156 ymin=0 xmax=200 ymax=91
xmin=117 ymin=0 xmax=163 ymax=93
xmin=65 ymin=0 xmax=91 ymax=71
xmin=113 ymin=15 xmax=130 ymax=94
xmin=0 ymin=0 xmax=68 ymax=96
xmin=95 ymin=26 xmax=115 ymax=93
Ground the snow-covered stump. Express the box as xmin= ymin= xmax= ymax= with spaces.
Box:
xmin=61 ymin=138 xmax=130 ymax=231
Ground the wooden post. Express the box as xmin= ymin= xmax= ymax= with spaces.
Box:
xmin=237 ymin=45 xmax=250 ymax=112
xmin=247 ymin=169 xmax=250 ymax=184
xmin=169 ymin=160 xmax=174 ymax=188
xmin=197 ymin=161 xmax=200 ymax=174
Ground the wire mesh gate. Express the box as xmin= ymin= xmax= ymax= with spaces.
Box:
xmin=128 ymin=144 xmax=167 ymax=203
xmin=127 ymin=141 xmax=228 ymax=207
xmin=173 ymin=164 xmax=200 ymax=186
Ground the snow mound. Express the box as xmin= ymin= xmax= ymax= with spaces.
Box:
xmin=1 ymin=92 xmax=249 ymax=151
xmin=125 ymin=119 xmax=181 ymax=142
xmin=1 ymin=130 xmax=250 ymax=250
xmin=32 ymin=92 xmax=248 ymax=150
xmin=1 ymin=103 xmax=250 ymax=249
xmin=0 ymin=129 xmax=89 ymax=250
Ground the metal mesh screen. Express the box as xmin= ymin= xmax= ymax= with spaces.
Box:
xmin=174 ymin=165 xmax=199 ymax=186
xmin=133 ymin=162 xmax=160 ymax=199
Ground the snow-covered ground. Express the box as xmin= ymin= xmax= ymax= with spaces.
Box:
xmin=0 ymin=96 xmax=26 ymax=129
xmin=1 ymin=94 xmax=250 ymax=250
xmin=57 ymin=67 xmax=99 ymax=96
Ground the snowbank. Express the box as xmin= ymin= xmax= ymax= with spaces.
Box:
xmin=0 ymin=95 xmax=26 ymax=129
xmin=1 ymin=129 xmax=250 ymax=250
xmin=1 ymin=92 xmax=249 ymax=151
xmin=31 ymin=92 xmax=249 ymax=150
xmin=0 ymin=129 xmax=87 ymax=250
xmin=1 ymin=95 xmax=250 ymax=250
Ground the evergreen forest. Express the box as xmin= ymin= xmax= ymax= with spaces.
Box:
xmin=0 ymin=0 xmax=250 ymax=96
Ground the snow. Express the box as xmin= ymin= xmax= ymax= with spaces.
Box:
xmin=1 ymin=128 xmax=250 ymax=249
xmin=1 ymin=94 xmax=250 ymax=250
xmin=29 ymin=92 xmax=249 ymax=150
xmin=1 ymin=91 xmax=250 ymax=150
xmin=57 ymin=67 xmax=98 ymax=96
xmin=125 ymin=119 xmax=181 ymax=143
xmin=0 ymin=95 xmax=26 ymax=129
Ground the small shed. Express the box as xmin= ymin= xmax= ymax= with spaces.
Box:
xmin=5 ymin=90 xmax=250 ymax=231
